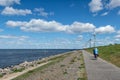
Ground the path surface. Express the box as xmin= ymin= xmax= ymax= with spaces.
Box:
xmin=83 ymin=50 xmax=120 ymax=80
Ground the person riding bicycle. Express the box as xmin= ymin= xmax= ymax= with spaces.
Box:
xmin=93 ymin=48 xmax=99 ymax=59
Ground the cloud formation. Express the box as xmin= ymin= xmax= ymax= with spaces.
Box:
xmin=1 ymin=7 xmax=32 ymax=16
xmin=6 ymin=19 xmax=117 ymax=35
xmin=6 ymin=19 xmax=96 ymax=33
xmin=34 ymin=8 xmax=54 ymax=17
xmin=101 ymin=12 xmax=109 ymax=16
xmin=66 ymin=22 xmax=95 ymax=33
xmin=107 ymin=0 xmax=120 ymax=9
xmin=115 ymin=35 xmax=120 ymax=38
xmin=6 ymin=19 xmax=66 ymax=32
xmin=89 ymin=0 xmax=120 ymax=15
xmin=115 ymin=30 xmax=120 ymax=39
xmin=117 ymin=30 xmax=120 ymax=34
xmin=6 ymin=20 xmax=27 ymax=27
xmin=89 ymin=0 xmax=103 ymax=13
xmin=0 ymin=35 xmax=28 ymax=40
xmin=0 ymin=0 xmax=20 ymax=6
xmin=95 ymin=25 xmax=115 ymax=34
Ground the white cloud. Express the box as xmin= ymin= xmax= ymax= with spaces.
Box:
xmin=0 ymin=35 xmax=30 ymax=48
xmin=6 ymin=19 xmax=96 ymax=34
xmin=117 ymin=30 xmax=120 ymax=34
xmin=0 ymin=0 xmax=20 ymax=6
xmin=115 ymin=38 xmax=120 ymax=42
xmin=89 ymin=0 xmax=103 ymax=13
xmin=0 ymin=35 xmax=29 ymax=40
xmin=101 ymin=12 xmax=109 ymax=16
xmin=107 ymin=0 xmax=120 ymax=9
xmin=115 ymin=35 xmax=120 ymax=38
xmin=6 ymin=19 xmax=66 ymax=32
xmin=88 ymin=0 xmax=120 ymax=15
xmin=1 ymin=7 xmax=32 ymax=16
xmin=66 ymin=22 xmax=95 ymax=33
xmin=6 ymin=19 xmax=116 ymax=35
xmin=115 ymin=30 xmax=120 ymax=39
xmin=0 ymin=35 xmax=29 ymax=43
xmin=6 ymin=20 xmax=27 ymax=27
xmin=34 ymin=8 xmax=54 ymax=17
xmin=95 ymin=25 xmax=115 ymax=34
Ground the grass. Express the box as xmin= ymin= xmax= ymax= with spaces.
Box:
xmin=79 ymin=52 xmax=87 ymax=80
xmin=12 ymin=67 xmax=25 ymax=73
xmin=0 ymin=74 xmax=3 ymax=78
xmin=69 ymin=56 xmax=77 ymax=64
xmin=77 ymin=77 xmax=86 ymax=80
xmin=60 ymin=64 xmax=66 ymax=67
xmin=63 ymin=69 xmax=68 ymax=75
xmin=12 ymin=53 xmax=69 ymax=80
xmin=87 ymin=44 xmax=120 ymax=67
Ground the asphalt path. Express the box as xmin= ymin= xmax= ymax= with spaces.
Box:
xmin=83 ymin=50 xmax=120 ymax=80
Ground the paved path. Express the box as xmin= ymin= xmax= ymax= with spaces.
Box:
xmin=83 ymin=50 xmax=120 ymax=80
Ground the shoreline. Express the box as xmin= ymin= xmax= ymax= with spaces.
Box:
xmin=0 ymin=50 xmax=75 ymax=80
xmin=11 ymin=50 xmax=87 ymax=80
xmin=0 ymin=49 xmax=75 ymax=68
xmin=1 ymin=62 xmax=50 ymax=80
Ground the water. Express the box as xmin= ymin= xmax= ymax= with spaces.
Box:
xmin=0 ymin=49 xmax=75 ymax=68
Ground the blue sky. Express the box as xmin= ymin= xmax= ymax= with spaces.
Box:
xmin=0 ymin=0 xmax=120 ymax=49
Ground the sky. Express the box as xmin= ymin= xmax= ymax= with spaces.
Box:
xmin=0 ymin=0 xmax=120 ymax=49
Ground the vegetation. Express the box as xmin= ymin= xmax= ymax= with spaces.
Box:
xmin=79 ymin=52 xmax=87 ymax=80
xmin=63 ymin=69 xmax=68 ymax=75
xmin=12 ymin=51 xmax=87 ymax=80
xmin=12 ymin=67 xmax=25 ymax=73
xmin=12 ymin=53 xmax=69 ymax=80
xmin=87 ymin=44 xmax=120 ymax=67
xmin=60 ymin=64 xmax=66 ymax=67
xmin=0 ymin=74 xmax=3 ymax=78
xmin=77 ymin=77 xmax=86 ymax=80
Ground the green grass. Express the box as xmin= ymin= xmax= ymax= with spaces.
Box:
xmin=79 ymin=52 xmax=87 ymax=80
xmin=77 ymin=77 xmax=86 ymax=80
xmin=63 ymin=69 xmax=68 ymax=75
xmin=12 ymin=67 xmax=25 ymax=73
xmin=87 ymin=44 xmax=120 ymax=67
xmin=0 ymin=74 xmax=3 ymax=78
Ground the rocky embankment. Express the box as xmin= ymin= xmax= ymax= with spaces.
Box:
xmin=0 ymin=52 xmax=67 ymax=79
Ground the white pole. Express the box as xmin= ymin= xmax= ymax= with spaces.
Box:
xmin=93 ymin=33 xmax=96 ymax=48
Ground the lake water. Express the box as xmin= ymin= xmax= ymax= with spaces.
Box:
xmin=0 ymin=49 xmax=75 ymax=68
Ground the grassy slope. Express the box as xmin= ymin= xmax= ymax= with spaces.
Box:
xmin=87 ymin=44 xmax=120 ymax=67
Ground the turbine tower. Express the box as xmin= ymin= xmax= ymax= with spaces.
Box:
xmin=93 ymin=32 xmax=96 ymax=48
